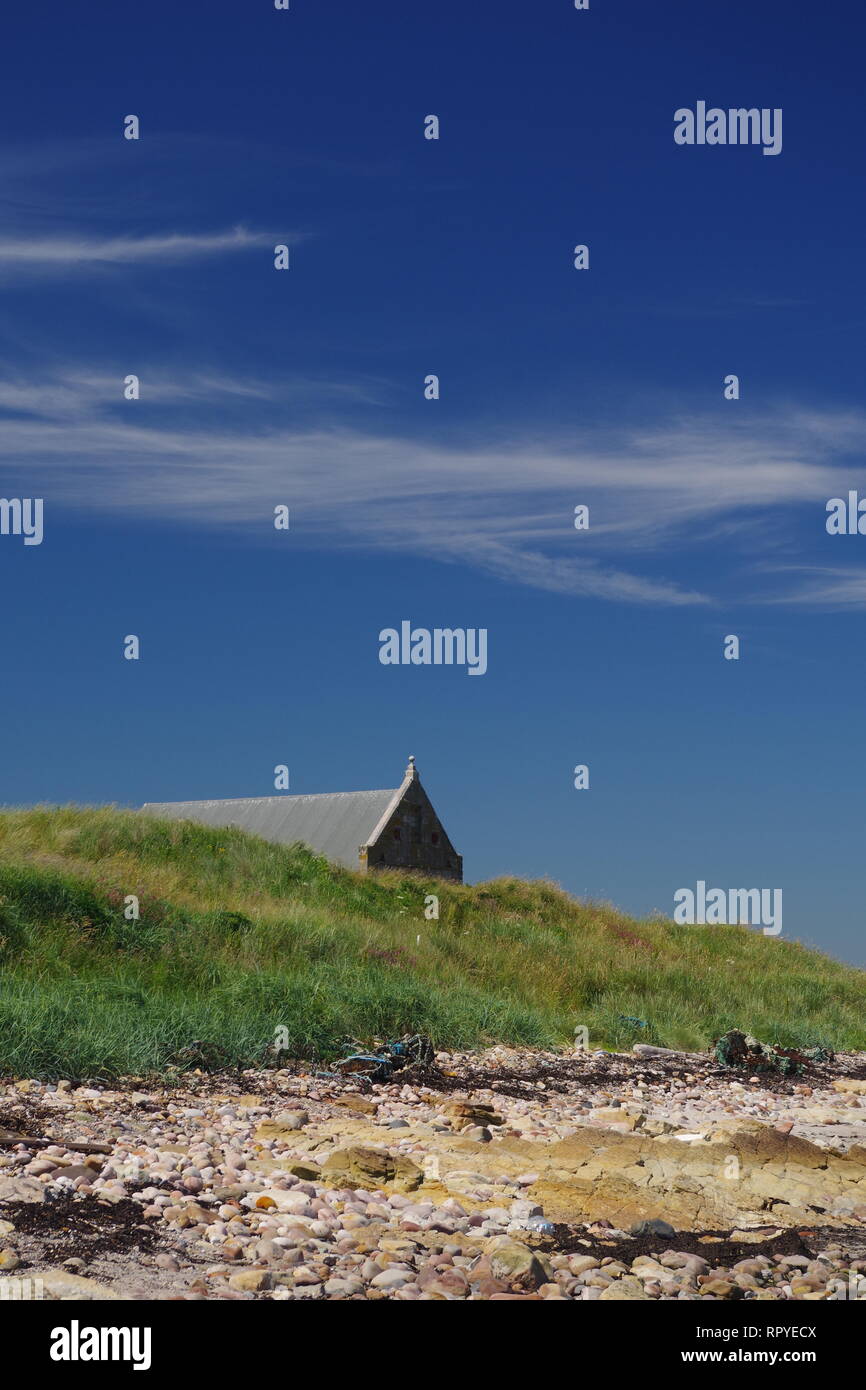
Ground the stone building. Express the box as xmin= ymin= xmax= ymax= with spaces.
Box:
xmin=142 ymin=756 xmax=463 ymax=881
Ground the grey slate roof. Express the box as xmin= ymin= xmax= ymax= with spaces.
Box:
xmin=141 ymin=789 xmax=401 ymax=870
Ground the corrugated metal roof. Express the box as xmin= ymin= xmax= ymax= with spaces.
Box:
xmin=141 ymin=789 xmax=402 ymax=869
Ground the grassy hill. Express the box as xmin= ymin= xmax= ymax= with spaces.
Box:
xmin=0 ymin=806 xmax=863 ymax=1080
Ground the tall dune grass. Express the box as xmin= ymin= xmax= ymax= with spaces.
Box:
xmin=0 ymin=806 xmax=861 ymax=1079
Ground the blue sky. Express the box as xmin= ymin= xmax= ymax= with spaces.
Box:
xmin=2 ymin=0 xmax=865 ymax=965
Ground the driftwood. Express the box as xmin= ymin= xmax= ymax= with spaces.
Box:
xmin=0 ymin=1130 xmax=112 ymax=1154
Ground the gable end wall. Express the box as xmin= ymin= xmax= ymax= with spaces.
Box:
xmin=363 ymin=780 xmax=462 ymax=882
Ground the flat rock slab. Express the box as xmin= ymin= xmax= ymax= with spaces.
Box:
xmin=3 ymin=1271 xmax=122 ymax=1300
xmin=0 ymin=1177 xmax=46 ymax=1204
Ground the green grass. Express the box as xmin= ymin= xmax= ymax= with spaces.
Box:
xmin=0 ymin=805 xmax=862 ymax=1080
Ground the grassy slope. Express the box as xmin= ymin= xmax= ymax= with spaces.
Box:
xmin=0 ymin=807 xmax=862 ymax=1080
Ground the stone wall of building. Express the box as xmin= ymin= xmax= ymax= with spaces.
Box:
xmin=361 ymin=778 xmax=462 ymax=882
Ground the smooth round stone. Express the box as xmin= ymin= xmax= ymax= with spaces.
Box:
xmin=370 ymin=1269 xmax=411 ymax=1290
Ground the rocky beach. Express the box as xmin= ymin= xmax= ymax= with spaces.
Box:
xmin=3 ymin=1045 xmax=866 ymax=1302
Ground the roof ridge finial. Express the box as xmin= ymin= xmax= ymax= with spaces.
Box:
xmin=406 ymin=754 xmax=417 ymax=779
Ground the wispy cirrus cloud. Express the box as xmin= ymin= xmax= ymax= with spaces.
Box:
xmin=752 ymin=566 xmax=866 ymax=607
xmin=0 ymin=134 xmax=306 ymax=276
xmin=0 ymin=369 xmax=387 ymax=419
xmin=1 ymin=366 xmax=865 ymax=608
xmin=0 ymin=226 xmax=279 ymax=274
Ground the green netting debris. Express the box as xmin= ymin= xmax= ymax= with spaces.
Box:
xmin=714 ymin=1029 xmax=833 ymax=1077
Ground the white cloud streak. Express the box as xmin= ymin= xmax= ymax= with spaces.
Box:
xmin=0 ymin=227 xmax=276 ymax=271
xmin=1 ymin=370 xmax=865 ymax=607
